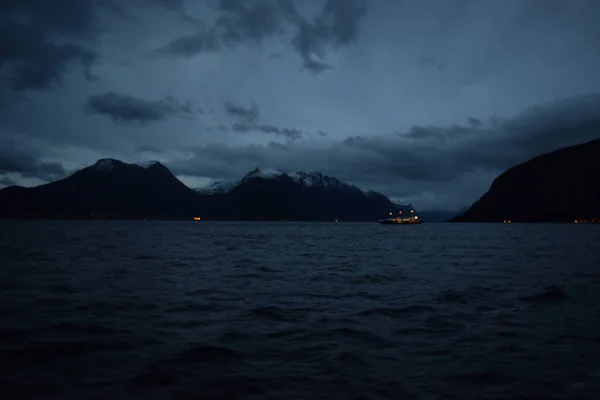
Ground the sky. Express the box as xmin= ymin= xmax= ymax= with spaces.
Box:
xmin=1 ymin=0 xmax=600 ymax=211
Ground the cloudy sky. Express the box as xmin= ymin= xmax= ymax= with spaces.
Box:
xmin=1 ymin=0 xmax=600 ymax=211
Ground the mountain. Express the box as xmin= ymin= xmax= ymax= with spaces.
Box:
xmin=0 ymin=159 xmax=204 ymax=219
xmin=199 ymin=167 xmax=415 ymax=221
xmin=195 ymin=180 xmax=239 ymax=195
xmin=0 ymin=162 xmax=415 ymax=221
xmin=451 ymin=138 xmax=600 ymax=222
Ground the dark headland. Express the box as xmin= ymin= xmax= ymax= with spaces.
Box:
xmin=452 ymin=138 xmax=600 ymax=223
xmin=0 ymin=159 xmax=418 ymax=221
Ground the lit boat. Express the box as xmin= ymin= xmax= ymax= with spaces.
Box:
xmin=379 ymin=217 xmax=421 ymax=224
xmin=378 ymin=210 xmax=421 ymax=224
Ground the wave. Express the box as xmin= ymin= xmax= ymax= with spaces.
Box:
xmin=519 ymin=285 xmax=567 ymax=302
xmin=357 ymin=304 xmax=435 ymax=317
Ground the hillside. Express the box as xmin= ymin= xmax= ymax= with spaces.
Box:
xmin=452 ymin=138 xmax=600 ymax=222
xmin=0 ymin=159 xmax=204 ymax=219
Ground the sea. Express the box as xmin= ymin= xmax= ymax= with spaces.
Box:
xmin=1 ymin=221 xmax=600 ymax=400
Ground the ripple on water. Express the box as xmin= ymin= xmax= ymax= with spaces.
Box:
xmin=357 ymin=304 xmax=435 ymax=317
xmin=1 ymin=221 xmax=599 ymax=399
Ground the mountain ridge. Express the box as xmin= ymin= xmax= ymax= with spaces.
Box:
xmin=0 ymin=160 xmax=416 ymax=221
xmin=196 ymin=167 xmax=374 ymax=196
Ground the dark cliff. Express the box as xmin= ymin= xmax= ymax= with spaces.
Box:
xmin=452 ymin=138 xmax=600 ymax=222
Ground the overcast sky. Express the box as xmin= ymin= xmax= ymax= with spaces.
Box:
xmin=1 ymin=0 xmax=600 ymax=211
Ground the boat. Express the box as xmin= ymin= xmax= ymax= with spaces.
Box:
xmin=378 ymin=210 xmax=421 ymax=224
xmin=378 ymin=217 xmax=421 ymax=224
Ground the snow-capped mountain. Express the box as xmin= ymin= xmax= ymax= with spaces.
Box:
xmin=91 ymin=158 xmax=121 ymax=170
xmin=196 ymin=180 xmax=239 ymax=195
xmin=289 ymin=171 xmax=352 ymax=190
xmin=89 ymin=158 xmax=165 ymax=171
xmin=196 ymin=167 xmax=365 ymax=194
xmin=243 ymin=167 xmax=286 ymax=180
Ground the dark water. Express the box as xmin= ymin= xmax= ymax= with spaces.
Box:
xmin=1 ymin=221 xmax=600 ymax=400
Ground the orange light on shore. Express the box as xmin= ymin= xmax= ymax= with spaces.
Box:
xmin=193 ymin=217 xmax=201 ymax=221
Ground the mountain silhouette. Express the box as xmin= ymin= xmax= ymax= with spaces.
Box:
xmin=0 ymin=161 xmax=414 ymax=221
xmin=452 ymin=138 xmax=600 ymax=222
xmin=0 ymin=159 xmax=203 ymax=219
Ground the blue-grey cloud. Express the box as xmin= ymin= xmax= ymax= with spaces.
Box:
xmin=0 ymin=176 xmax=17 ymax=187
xmin=225 ymin=101 xmax=304 ymax=139
xmin=225 ymin=101 xmax=260 ymax=123
xmin=156 ymin=33 xmax=222 ymax=56
xmin=0 ymin=0 xmax=113 ymax=92
xmin=156 ymin=0 xmax=368 ymax=73
xmin=170 ymin=93 xmax=600 ymax=208
xmin=85 ymin=92 xmax=199 ymax=125
xmin=291 ymin=0 xmax=368 ymax=73
xmin=0 ymin=139 xmax=66 ymax=181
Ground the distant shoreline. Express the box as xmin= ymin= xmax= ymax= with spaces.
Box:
xmin=1 ymin=217 xmax=596 ymax=223
xmin=0 ymin=217 xmax=382 ymax=222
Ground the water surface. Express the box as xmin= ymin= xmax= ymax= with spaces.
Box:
xmin=1 ymin=221 xmax=599 ymax=399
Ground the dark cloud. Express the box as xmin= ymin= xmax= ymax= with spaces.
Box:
xmin=291 ymin=0 xmax=368 ymax=73
xmin=350 ymin=93 xmax=600 ymax=182
xmin=0 ymin=0 xmax=107 ymax=92
xmin=0 ymin=176 xmax=17 ymax=187
xmin=216 ymin=0 xmax=285 ymax=45
xmin=1 ymin=19 xmax=96 ymax=92
xmin=258 ymin=125 xmax=303 ymax=140
xmin=155 ymin=0 xmax=285 ymax=56
xmin=0 ymin=139 xmax=66 ymax=182
xmin=156 ymin=33 xmax=221 ymax=57
xmin=85 ymin=92 xmax=199 ymax=125
xmin=225 ymin=101 xmax=260 ymax=123
xmin=170 ymin=93 xmax=600 ymax=208
xmin=302 ymin=59 xmax=332 ymax=74
xmin=0 ymin=0 xmax=98 ymax=38
xmin=149 ymin=0 xmax=202 ymax=25
xmin=157 ymin=0 xmax=368 ymax=73
xmin=402 ymin=124 xmax=470 ymax=142
xmin=225 ymin=101 xmax=304 ymax=139
xmin=231 ymin=122 xmax=254 ymax=133
xmin=468 ymin=118 xmax=483 ymax=128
